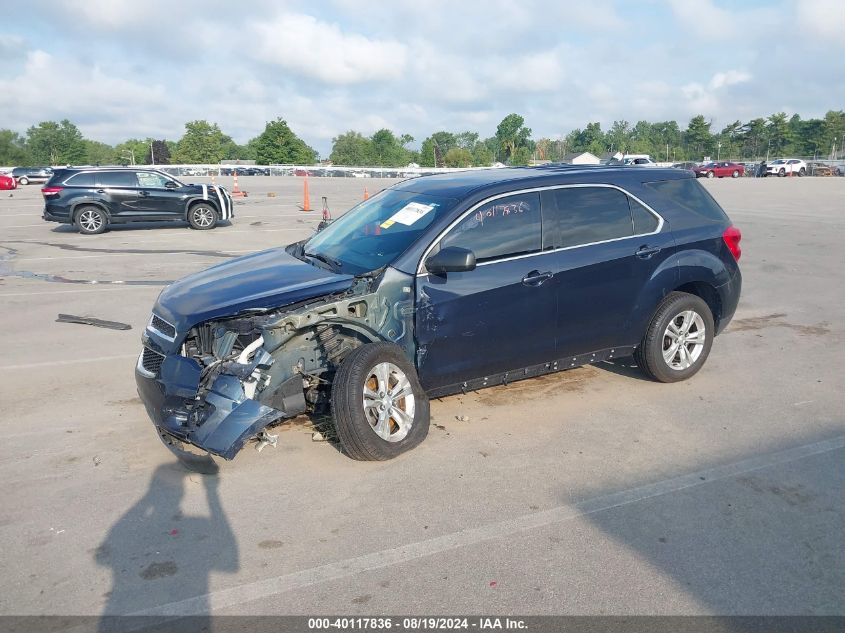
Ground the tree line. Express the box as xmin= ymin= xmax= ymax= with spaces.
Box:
xmin=0 ymin=118 xmax=317 ymax=167
xmin=2 ymin=110 xmax=843 ymax=168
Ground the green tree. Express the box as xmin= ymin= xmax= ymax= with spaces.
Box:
xmin=684 ymin=115 xmax=713 ymax=159
xmin=114 ymin=138 xmax=151 ymax=165
xmin=496 ymin=113 xmax=532 ymax=162
xmin=738 ymin=118 xmax=767 ymax=159
xmin=172 ymin=121 xmax=231 ymax=164
xmin=370 ymin=129 xmax=411 ymax=167
xmin=26 ymin=120 xmax=86 ymax=165
xmin=607 ymin=120 xmax=632 ymax=155
xmin=145 ymin=140 xmax=171 ymax=165
xmin=510 ymin=146 xmax=531 ymax=166
xmin=0 ymin=130 xmax=29 ymax=165
xmin=443 ymin=147 xmax=473 ymax=167
xmin=83 ymin=140 xmax=116 ymax=165
xmin=330 ymin=131 xmax=373 ymax=165
xmin=471 ymin=143 xmax=494 ymax=166
xmin=766 ymin=112 xmax=791 ymax=157
xmin=250 ymin=118 xmax=316 ymax=165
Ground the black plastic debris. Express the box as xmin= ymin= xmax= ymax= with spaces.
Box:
xmin=56 ymin=314 xmax=132 ymax=330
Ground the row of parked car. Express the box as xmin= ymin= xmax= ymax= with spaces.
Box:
xmin=672 ymin=158 xmax=843 ymax=178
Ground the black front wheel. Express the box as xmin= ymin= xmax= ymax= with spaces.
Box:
xmin=331 ymin=342 xmax=429 ymax=460
xmin=188 ymin=203 xmax=219 ymax=230
xmin=635 ymin=292 xmax=715 ymax=383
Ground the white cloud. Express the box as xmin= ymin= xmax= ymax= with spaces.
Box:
xmin=250 ymin=13 xmax=408 ymax=84
xmin=709 ymin=70 xmax=752 ymax=90
xmin=797 ymin=0 xmax=845 ymax=40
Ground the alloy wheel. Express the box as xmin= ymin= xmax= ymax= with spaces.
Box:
xmin=193 ymin=207 xmax=214 ymax=227
xmin=362 ymin=362 xmax=416 ymax=442
xmin=662 ymin=310 xmax=706 ymax=371
xmin=79 ymin=209 xmax=103 ymax=232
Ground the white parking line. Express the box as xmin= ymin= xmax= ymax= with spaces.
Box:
xmin=0 ymin=354 xmax=138 ymax=371
xmin=125 ymin=433 xmax=845 ymax=617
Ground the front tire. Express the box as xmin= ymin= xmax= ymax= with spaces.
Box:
xmin=19 ymin=176 xmax=29 ymax=185
xmin=75 ymin=205 xmax=108 ymax=235
xmin=798 ymin=167 xmax=806 ymax=177
xmin=331 ymin=342 xmax=429 ymax=461
xmin=732 ymin=170 xmax=739 ymax=178
xmin=779 ymin=168 xmax=786 ymax=177
xmin=188 ymin=203 xmax=219 ymax=230
xmin=706 ymin=171 xmax=715 ymax=178
xmin=634 ymin=292 xmax=715 ymax=383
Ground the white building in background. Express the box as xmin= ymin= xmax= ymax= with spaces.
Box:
xmin=561 ymin=151 xmax=601 ymax=165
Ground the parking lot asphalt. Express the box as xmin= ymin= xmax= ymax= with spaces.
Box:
xmin=1 ymin=175 xmax=843 ymax=616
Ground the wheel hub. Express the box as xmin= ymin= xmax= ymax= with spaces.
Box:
xmin=362 ymin=362 xmax=415 ymax=442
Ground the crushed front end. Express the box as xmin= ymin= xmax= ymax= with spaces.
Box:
xmin=135 ymin=267 xmax=416 ymax=460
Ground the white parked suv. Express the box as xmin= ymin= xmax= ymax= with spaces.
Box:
xmin=766 ymin=158 xmax=807 ymax=177
xmin=623 ymin=157 xmax=659 ymax=167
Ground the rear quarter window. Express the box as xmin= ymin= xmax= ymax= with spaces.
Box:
xmin=643 ymin=178 xmax=729 ymax=223
xmin=65 ymin=172 xmax=96 ymax=186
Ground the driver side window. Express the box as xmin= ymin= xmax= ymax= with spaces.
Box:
xmin=438 ymin=193 xmax=541 ymax=263
xmin=136 ymin=172 xmax=171 ymax=188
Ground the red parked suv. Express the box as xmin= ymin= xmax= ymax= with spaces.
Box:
xmin=692 ymin=161 xmax=745 ymax=179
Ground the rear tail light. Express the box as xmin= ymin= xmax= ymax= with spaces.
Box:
xmin=41 ymin=186 xmax=63 ymax=197
xmin=723 ymin=226 xmax=742 ymax=261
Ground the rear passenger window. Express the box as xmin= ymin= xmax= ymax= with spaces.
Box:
xmin=644 ymin=178 xmax=728 ymax=223
xmin=439 ymin=193 xmax=541 ymax=262
xmin=97 ymin=171 xmax=138 ymax=187
xmin=66 ymin=173 xmax=95 ymax=186
xmin=542 ymin=187 xmax=633 ymax=249
xmin=631 ymin=198 xmax=659 ymax=234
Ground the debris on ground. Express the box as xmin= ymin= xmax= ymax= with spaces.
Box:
xmin=312 ymin=431 xmax=326 ymax=442
xmin=267 ymin=192 xmax=277 ymax=197
xmin=56 ymin=314 xmax=132 ymax=330
xmin=92 ymin=456 xmax=101 ymax=467
xmin=254 ymin=431 xmax=278 ymax=452
xmin=456 ymin=415 xmax=470 ymax=422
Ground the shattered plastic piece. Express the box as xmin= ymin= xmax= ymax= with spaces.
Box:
xmin=457 ymin=415 xmax=470 ymax=422
xmin=255 ymin=431 xmax=279 ymax=453
xmin=57 ymin=314 xmax=132 ymax=330
xmin=312 ymin=431 xmax=326 ymax=442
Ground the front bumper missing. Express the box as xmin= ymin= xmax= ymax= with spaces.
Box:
xmin=136 ymin=353 xmax=287 ymax=460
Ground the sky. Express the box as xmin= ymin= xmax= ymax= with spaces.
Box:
xmin=1 ymin=0 xmax=844 ymax=156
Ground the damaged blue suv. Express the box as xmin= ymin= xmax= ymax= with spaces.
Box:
xmin=136 ymin=166 xmax=742 ymax=465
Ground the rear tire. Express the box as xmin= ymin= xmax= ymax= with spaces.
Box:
xmin=798 ymin=167 xmax=806 ymax=177
xmin=634 ymin=292 xmax=715 ymax=383
xmin=331 ymin=342 xmax=429 ymax=461
xmin=188 ymin=203 xmax=218 ymax=230
xmin=732 ymin=170 xmax=739 ymax=178
xmin=706 ymin=171 xmax=715 ymax=178
xmin=75 ymin=205 xmax=108 ymax=235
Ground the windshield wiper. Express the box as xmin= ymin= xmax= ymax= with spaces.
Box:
xmin=303 ymin=251 xmax=342 ymax=273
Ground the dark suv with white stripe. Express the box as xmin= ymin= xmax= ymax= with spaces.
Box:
xmin=41 ymin=168 xmax=234 ymax=234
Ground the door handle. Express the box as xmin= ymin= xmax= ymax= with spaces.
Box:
xmin=95 ymin=189 xmax=105 ymax=193
xmin=636 ymin=245 xmax=661 ymax=259
xmin=139 ymin=190 xmax=149 ymax=196
xmin=522 ymin=270 xmax=553 ymax=286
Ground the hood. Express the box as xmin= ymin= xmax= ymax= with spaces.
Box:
xmin=154 ymin=247 xmax=354 ymax=333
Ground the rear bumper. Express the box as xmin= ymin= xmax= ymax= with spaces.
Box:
xmin=715 ymin=267 xmax=742 ymax=335
xmin=42 ymin=205 xmax=71 ymax=224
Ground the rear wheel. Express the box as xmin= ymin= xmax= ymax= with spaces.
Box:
xmin=798 ymin=167 xmax=806 ymax=177
xmin=706 ymin=171 xmax=715 ymax=178
xmin=75 ymin=206 xmax=108 ymax=235
xmin=732 ymin=170 xmax=739 ymax=178
xmin=634 ymin=292 xmax=715 ymax=383
xmin=331 ymin=342 xmax=429 ymax=460
xmin=188 ymin=203 xmax=218 ymax=230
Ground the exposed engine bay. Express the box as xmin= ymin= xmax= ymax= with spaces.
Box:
xmin=141 ymin=267 xmax=416 ymax=459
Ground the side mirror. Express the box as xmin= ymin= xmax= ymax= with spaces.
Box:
xmin=165 ymin=181 xmax=179 ymax=189
xmin=425 ymin=246 xmax=476 ymax=275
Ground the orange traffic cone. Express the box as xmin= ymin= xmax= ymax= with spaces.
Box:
xmin=302 ymin=174 xmax=311 ymax=211
xmin=231 ymin=171 xmax=247 ymax=197
xmin=363 ymin=187 xmax=369 ymax=200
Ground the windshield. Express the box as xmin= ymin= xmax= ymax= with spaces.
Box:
xmin=302 ymin=189 xmax=457 ymax=275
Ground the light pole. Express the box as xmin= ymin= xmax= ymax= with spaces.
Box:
xmin=717 ymin=141 xmax=722 ymax=161
xmin=150 ymin=141 xmax=155 ymax=166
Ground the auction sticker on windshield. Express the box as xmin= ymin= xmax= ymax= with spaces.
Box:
xmin=381 ymin=202 xmax=436 ymax=229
